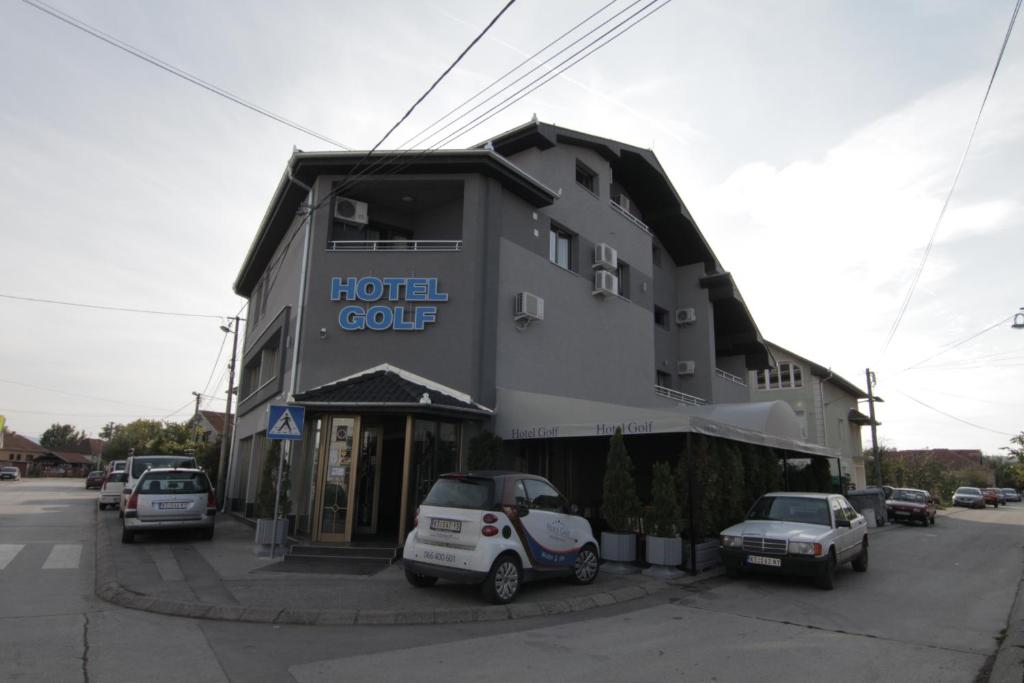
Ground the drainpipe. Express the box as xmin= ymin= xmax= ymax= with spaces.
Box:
xmin=818 ymin=369 xmax=833 ymax=447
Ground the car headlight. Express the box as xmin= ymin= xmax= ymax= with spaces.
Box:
xmin=789 ymin=541 xmax=822 ymax=556
xmin=720 ymin=534 xmax=742 ymax=548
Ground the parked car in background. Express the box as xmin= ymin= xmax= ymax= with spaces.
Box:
xmin=85 ymin=470 xmax=106 ymax=489
xmin=1000 ymin=488 xmax=1021 ymax=503
xmin=403 ymin=472 xmax=600 ymax=604
xmin=99 ymin=471 xmax=126 ymax=510
xmin=719 ymin=492 xmax=869 ymax=590
xmin=952 ymin=487 xmax=985 ymax=509
xmin=981 ymin=488 xmax=1002 ymax=507
xmin=886 ymin=488 xmax=936 ymax=526
xmin=121 ymin=468 xmax=216 ymax=543
xmin=108 ymin=460 xmax=126 ymax=474
xmin=120 ymin=454 xmax=198 ymax=513
xmin=1 ymin=466 xmax=22 ymax=480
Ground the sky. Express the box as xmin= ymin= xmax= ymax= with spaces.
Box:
xmin=0 ymin=0 xmax=1021 ymax=454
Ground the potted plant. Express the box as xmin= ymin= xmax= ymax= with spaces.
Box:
xmin=643 ymin=460 xmax=684 ymax=578
xmin=600 ymin=428 xmax=641 ymax=574
xmin=255 ymin=444 xmax=291 ymax=554
xmin=677 ymin=436 xmax=723 ymax=572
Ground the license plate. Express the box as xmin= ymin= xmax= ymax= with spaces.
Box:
xmin=895 ymin=511 xmax=910 ymax=516
xmin=747 ymin=554 xmax=781 ymax=567
xmin=429 ymin=518 xmax=461 ymax=533
xmin=158 ymin=502 xmax=188 ymax=510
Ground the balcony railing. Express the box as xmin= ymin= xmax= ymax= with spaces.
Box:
xmin=715 ymin=368 xmax=748 ymax=386
xmin=654 ymin=385 xmax=708 ymax=406
xmin=609 ymin=200 xmax=652 ymax=235
xmin=327 ymin=240 xmax=462 ymax=252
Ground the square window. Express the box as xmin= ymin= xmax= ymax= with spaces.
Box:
xmin=654 ymin=306 xmax=669 ymax=329
xmin=616 ymin=261 xmax=630 ymax=298
xmin=575 ymin=160 xmax=597 ymax=195
xmin=656 ymin=371 xmax=672 ymax=389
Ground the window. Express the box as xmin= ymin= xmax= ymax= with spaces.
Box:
xmin=575 ymin=160 xmax=597 ymax=195
xmin=522 ymin=479 xmax=565 ymax=512
xmin=549 ymin=224 xmax=574 ymax=270
xmin=654 ymin=306 xmax=669 ymax=330
xmin=656 ymin=370 xmax=672 ymax=389
xmin=652 ymin=244 xmax=662 ymax=267
xmin=616 ymin=261 xmax=630 ymax=298
xmin=755 ymin=362 xmax=804 ymax=390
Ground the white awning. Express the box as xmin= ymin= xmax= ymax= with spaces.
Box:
xmin=493 ymin=387 xmax=838 ymax=458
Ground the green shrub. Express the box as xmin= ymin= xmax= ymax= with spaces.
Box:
xmin=647 ymin=461 xmax=681 ymax=537
xmin=256 ymin=443 xmax=291 ymax=519
xmin=601 ymin=428 xmax=641 ymax=533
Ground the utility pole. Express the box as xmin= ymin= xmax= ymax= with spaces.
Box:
xmin=216 ymin=316 xmax=240 ymax=507
xmin=865 ymin=368 xmax=882 ymax=485
xmin=190 ymin=391 xmax=202 ymax=442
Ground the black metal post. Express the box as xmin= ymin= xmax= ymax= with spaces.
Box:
xmin=686 ymin=433 xmax=697 ymax=576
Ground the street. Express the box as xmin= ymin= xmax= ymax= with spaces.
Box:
xmin=2 ymin=478 xmax=1022 ymax=682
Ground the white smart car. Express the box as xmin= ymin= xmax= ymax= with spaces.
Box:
xmin=403 ymin=472 xmax=600 ymax=604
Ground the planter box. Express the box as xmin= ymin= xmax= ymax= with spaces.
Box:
xmin=681 ymin=539 xmax=720 ymax=572
xmin=600 ymin=530 xmax=639 ymax=574
xmin=255 ymin=518 xmax=289 ymax=546
xmin=643 ymin=534 xmax=685 ymax=579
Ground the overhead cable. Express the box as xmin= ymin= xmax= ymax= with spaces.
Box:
xmin=895 ymin=390 xmax=1014 ymax=437
xmin=880 ymin=0 xmax=1022 ymax=353
xmin=0 ymin=292 xmax=230 ymax=320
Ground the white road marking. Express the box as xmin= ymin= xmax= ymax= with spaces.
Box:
xmin=0 ymin=544 xmax=25 ymax=570
xmin=42 ymin=544 xmax=81 ymax=569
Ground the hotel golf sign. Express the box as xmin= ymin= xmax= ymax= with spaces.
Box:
xmin=330 ymin=276 xmax=448 ymax=331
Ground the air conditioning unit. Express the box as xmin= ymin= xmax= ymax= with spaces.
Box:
xmin=593 ymin=270 xmax=618 ymax=297
xmin=513 ymin=292 xmax=544 ymax=322
xmin=333 ymin=197 xmax=369 ymax=225
xmin=675 ymin=308 xmax=697 ymax=325
xmin=593 ymin=242 xmax=617 ymax=271
xmin=677 ymin=360 xmax=696 ymax=376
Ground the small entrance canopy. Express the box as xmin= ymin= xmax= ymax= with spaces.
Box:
xmin=292 ymin=364 xmax=493 ymax=418
xmin=493 ymin=387 xmax=837 ymax=458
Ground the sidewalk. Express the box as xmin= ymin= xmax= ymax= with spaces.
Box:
xmin=94 ymin=510 xmax=710 ymax=626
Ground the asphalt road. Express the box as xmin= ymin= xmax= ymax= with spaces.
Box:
xmin=2 ymin=479 xmax=1021 ymax=682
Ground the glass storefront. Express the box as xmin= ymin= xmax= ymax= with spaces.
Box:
xmin=404 ymin=419 xmax=460 ymax=532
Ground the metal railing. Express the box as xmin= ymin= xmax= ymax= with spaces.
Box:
xmin=609 ymin=200 xmax=652 ymax=235
xmin=327 ymin=240 xmax=463 ymax=252
xmin=715 ymin=368 xmax=748 ymax=386
xmin=654 ymin=385 xmax=707 ymax=406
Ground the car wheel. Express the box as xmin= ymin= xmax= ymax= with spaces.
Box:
xmin=815 ymin=550 xmax=836 ymax=590
xmin=404 ymin=568 xmax=439 ymax=588
xmin=121 ymin=528 xmax=134 ymax=544
xmin=482 ymin=554 xmax=522 ymax=604
xmin=200 ymin=527 xmax=214 ymax=541
xmin=569 ymin=544 xmax=599 ymax=585
xmin=852 ymin=538 xmax=868 ymax=573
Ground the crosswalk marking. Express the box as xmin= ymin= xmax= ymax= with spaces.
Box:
xmin=42 ymin=544 xmax=81 ymax=570
xmin=0 ymin=544 xmax=24 ymax=570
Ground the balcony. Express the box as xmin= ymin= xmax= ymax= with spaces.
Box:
xmin=715 ymin=368 xmax=747 ymax=386
xmin=327 ymin=240 xmax=462 ymax=252
xmin=654 ymin=385 xmax=707 ymax=406
xmin=609 ymin=200 xmax=651 ymax=235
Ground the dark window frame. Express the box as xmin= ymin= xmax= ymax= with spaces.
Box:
xmin=575 ymin=160 xmax=597 ymax=196
xmin=549 ymin=223 xmax=575 ymax=272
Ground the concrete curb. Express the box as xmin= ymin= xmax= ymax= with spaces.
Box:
xmin=93 ymin=510 xmax=686 ymax=626
xmin=986 ymin=553 xmax=1024 ymax=683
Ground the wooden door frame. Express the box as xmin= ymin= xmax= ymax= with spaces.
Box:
xmin=312 ymin=415 xmax=361 ymax=543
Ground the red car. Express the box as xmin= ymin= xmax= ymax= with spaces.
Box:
xmin=886 ymin=488 xmax=936 ymax=526
xmin=85 ymin=470 xmax=106 ymax=490
xmin=981 ymin=488 xmax=1002 ymax=508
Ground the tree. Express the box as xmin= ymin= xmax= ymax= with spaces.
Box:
xmin=601 ymin=428 xmax=641 ymax=533
xmin=1002 ymin=432 xmax=1024 ymax=462
xmin=256 ymin=443 xmax=291 ymax=519
xmin=104 ymin=419 xmax=199 ymax=460
xmin=39 ymin=423 xmax=86 ymax=450
xmin=466 ymin=430 xmax=503 ymax=470
xmin=99 ymin=422 xmax=117 ymax=440
xmin=647 ymin=461 xmax=681 ymax=537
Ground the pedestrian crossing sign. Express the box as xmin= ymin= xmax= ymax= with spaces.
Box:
xmin=267 ymin=405 xmax=305 ymax=440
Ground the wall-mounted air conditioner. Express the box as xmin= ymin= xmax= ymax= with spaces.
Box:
xmin=513 ymin=292 xmax=544 ymax=322
xmin=593 ymin=242 xmax=617 ymax=271
xmin=675 ymin=308 xmax=697 ymax=325
xmin=334 ymin=197 xmax=369 ymax=225
xmin=593 ymin=270 xmax=618 ymax=297
xmin=677 ymin=360 xmax=696 ymax=376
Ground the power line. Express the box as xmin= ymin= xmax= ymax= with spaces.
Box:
xmin=880 ymin=0 xmax=1022 ymax=353
xmin=895 ymin=390 xmax=1014 ymax=437
xmin=19 ymin=0 xmax=352 ymax=150
xmin=317 ymin=0 xmax=517 ymax=214
xmin=0 ymin=293 xmax=230 ymax=320
xmin=163 ymin=398 xmax=198 ymax=420
xmin=884 ymin=385 xmax=1023 ymax=407
xmin=0 ymin=378 xmax=169 ymax=412
xmin=896 ymin=314 xmax=1014 ymax=373
xmin=200 ymin=329 xmax=230 ymax=398
xmin=314 ymin=0 xmax=669 ymax=213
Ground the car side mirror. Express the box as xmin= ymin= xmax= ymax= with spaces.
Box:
xmin=835 ymin=518 xmax=851 ymax=528
xmin=516 ymin=504 xmax=529 ymax=518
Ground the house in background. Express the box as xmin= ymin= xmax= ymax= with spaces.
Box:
xmin=191 ymin=409 xmax=234 ymax=443
xmin=750 ymin=342 xmax=874 ymax=489
xmin=1 ymin=429 xmax=46 ymax=476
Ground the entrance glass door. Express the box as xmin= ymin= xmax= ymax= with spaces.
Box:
xmin=355 ymin=426 xmax=383 ymax=535
xmin=313 ymin=416 xmax=360 ymax=543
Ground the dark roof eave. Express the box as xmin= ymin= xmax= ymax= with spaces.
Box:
xmin=295 ymin=401 xmax=492 ymax=418
xmin=233 ymin=150 xmax=557 ymax=296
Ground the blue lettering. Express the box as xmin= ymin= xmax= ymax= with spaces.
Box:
xmin=406 ymin=278 xmax=429 ymax=302
xmin=414 ymin=306 xmax=437 ymax=329
xmin=382 ymin=277 xmax=406 ymax=301
xmin=392 ymin=306 xmax=417 ymax=331
xmin=330 ymin=277 xmax=357 ymax=301
xmin=357 ymin=277 xmax=384 ymax=302
xmin=426 ymin=278 xmax=448 ymax=302
xmin=365 ymin=306 xmax=392 ymax=330
xmin=339 ymin=306 xmax=364 ymax=330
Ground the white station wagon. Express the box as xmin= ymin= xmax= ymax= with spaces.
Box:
xmin=719 ymin=492 xmax=869 ymax=590
xmin=403 ymin=472 xmax=600 ymax=604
